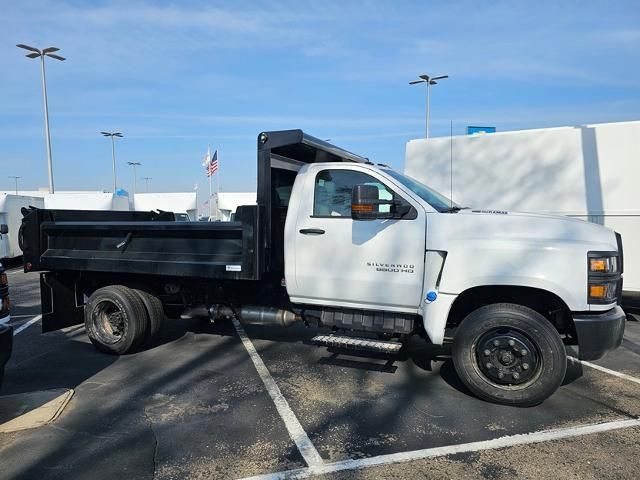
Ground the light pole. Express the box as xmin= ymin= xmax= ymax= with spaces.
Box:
xmin=8 ymin=176 xmax=21 ymax=195
xmin=409 ymin=73 xmax=448 ymax=139
xmin=17 ymin=44 xmax=65 ymax=194
xmin=127 ymin=162 xmax=141 ymax=194
xmin=141 ymin=177 xmax=152 ymax=192
xmin=101 ymin=132 xmax=123 ymax=192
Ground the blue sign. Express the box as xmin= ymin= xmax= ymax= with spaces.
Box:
xmin=467 ymin=126 xmax=496 ymax=135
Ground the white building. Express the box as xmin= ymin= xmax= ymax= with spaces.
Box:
xmin=405 ymin=120 xmax=640 ymax=295
xmin=134 ymin=192 xmax=197 ymax=220
xmin=1 ymin=190 xmax=129 ymax=211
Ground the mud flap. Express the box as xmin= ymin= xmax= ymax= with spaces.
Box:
xmin=40 ymin=272 xmax=84 ymax=333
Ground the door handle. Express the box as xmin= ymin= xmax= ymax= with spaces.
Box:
xmin=299 ymin=228 xmax=325 ymax=235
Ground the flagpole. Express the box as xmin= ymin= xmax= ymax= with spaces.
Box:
xmin=216 ymin=145 xmax=221 ymax=219
xmin=208 ymin=145 xmax=212 ymax=219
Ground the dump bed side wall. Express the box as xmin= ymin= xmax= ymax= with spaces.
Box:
xmin=22 ymin=207 xmax=259 ymax=281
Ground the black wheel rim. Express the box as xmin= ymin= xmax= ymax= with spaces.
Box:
xmin=92 ymin=300 xmax=126 ymax=345
xmin=475 ymin=327 xmax=541 ymax=386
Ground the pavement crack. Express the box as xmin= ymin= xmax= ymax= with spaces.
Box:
xmin=143 ymin=409 xmax=159 ymax=480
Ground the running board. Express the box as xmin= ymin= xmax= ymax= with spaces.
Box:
xmin=311 ymin=334 xmax=403 ymax=354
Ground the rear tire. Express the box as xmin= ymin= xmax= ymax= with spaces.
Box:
xmin=452 ymin=303 xmax=567 ymax=407
xmin=132 ymin=288 xmax=165 ymax=346
xmin=84 ymin=285 xmax=147 ymax=355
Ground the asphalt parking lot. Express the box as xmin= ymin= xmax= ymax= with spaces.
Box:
xmin=1 ymin=267 xmax=639 ymax=480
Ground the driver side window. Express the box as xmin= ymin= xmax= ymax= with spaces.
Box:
xmin=313 ymin=169 xmax=407 ymax=217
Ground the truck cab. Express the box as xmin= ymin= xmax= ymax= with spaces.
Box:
xmin=20 ymin=130 xmax=625 ymax=406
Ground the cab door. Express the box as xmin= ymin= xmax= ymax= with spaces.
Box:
xmin=288 ymin=166 xmax=427 ymax=312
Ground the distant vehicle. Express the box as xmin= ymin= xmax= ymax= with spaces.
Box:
xmin=0 ymin=259 xmax=12 ymax=389
xmin=174 ymin=213 xmax=191 ymax=222
xmin=21 ymin=130 xmax=625 ymax=406
xmin=0 ymin=194 xmax=44 ymax=259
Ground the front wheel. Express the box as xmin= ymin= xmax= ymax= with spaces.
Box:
xmin=452 ymin=303 xmax=567 ymax=407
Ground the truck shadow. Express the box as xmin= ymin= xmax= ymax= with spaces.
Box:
xmin=196 ymin=319 xmax=586 ymax=401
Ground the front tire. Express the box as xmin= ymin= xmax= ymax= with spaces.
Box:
xmin=452 ymin=303 xmax=567 ymax=407
xmin=84 ymin=285 xmax=148 ymax=355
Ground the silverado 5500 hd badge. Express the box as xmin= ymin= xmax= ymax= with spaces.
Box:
xmin=367 ymin=262 xmax=415 ymax=274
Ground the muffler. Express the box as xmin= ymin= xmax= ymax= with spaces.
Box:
xmin=180 ymin=304 xmax=300 ymax=327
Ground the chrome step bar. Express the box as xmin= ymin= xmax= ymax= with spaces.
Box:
xmin=311 ymin=334 xmax=403 ymax=354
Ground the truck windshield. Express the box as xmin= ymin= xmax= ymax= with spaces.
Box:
xmin=382 ymin=168 xmax=460 ymax=212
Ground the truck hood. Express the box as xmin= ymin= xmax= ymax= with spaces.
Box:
xmin=427 ymin=208 xmax=618 ymax=254
xmin=427 ymin=209 xmax=619 ymax=311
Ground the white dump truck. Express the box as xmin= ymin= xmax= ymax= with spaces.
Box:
xmin=21 ymin=130 xmax=625 ymax=406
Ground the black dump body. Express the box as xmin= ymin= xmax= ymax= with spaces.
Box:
xmin=21 ymin=207 xmax=258 ymax=280
xmin=21 ymin=130 xmax=367 ymax=282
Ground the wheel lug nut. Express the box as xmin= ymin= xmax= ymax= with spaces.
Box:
xmin=484 ymin=349 xmax=491 ymax=356
xmin=508 ymin=339 xmax=515 ymax=346
xmin=512 ymin=372 xmax=520 ymax=380
xmin=521 ymin=349 xmax=528 ymax=356
xmin=498 ymin=371 xmax=504 ymax=379
xmin=486 ymin=362 xmax=493 ymax=369
xmin=522 ymin=363 xmax=529 ymax=370
xmin=493 ymin=340 xmax=500 ymax=347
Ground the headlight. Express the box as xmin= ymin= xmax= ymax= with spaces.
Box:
xmin=589 ymin=256 xmax=618 ymax=274
xmin=587 ymin=252 xmax=621 ymax=304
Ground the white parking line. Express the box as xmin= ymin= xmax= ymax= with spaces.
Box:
xmin=232 ymin=317 xmax=324 ymax=468
xmin=13 ymin=315 xmax=42 ymax=336
xmin=240 ymin=417 xmax=640 ymax=480
xmin=568 ymin=356 xmax=640 ymax=385
xmin=4 ymin=268 xmax=23 ymax=275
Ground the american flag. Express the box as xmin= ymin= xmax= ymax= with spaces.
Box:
xmin=208 ymin=150 xmax=218 ymax=176
xmin=203 ymin=148 xmax=219 ymax=177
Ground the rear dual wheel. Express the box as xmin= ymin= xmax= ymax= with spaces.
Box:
xmin=84 ymin=285 xmax=164 ymax=355
xmin=452 ymin=303 xmax=567 ymax=407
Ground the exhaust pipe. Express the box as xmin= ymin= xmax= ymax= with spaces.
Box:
xmin=181 ymin=304 xmax=300 ymax=327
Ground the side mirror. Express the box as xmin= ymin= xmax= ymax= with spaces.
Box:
xmin=0 ymin=224 xmax=7 ymax=235
xmin=351 ymin=185 xmax=385 ymax=221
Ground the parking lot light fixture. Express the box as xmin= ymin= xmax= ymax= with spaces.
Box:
xmin=101 ymin=132 xmax=123 ymax=193
xmin=127 ymin=162 xmax=142 ymax=194
xmin=17 ymin=44 xmax=66 ymax=194
xmin=409 ymin=73 xmax=448 ymax=139
xmin=141 ymin=177 xmax=152 ymax=192
xmin=8 ymin=176 xmax=21 ymax=195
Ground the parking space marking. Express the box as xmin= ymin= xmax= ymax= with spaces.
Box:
xmin=568 ymin=356 xmax=640 ymax=386
xmin=232 ymin=317 xmax=324 ymax=468
xmin=13 ymin=315 xmax=42 ymax=336
xmin=241 ymin=417 xmax=640 ymax=480
xmin=4 ymin=268 xmax=23 ymax=275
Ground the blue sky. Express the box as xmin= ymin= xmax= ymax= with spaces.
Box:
xmin=1 ymin=0 xmax=639 ymax=195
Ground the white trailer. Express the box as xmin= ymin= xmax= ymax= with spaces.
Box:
xmin=215 ymin=192 xmax=256 ymax=221
xmin=134 ymin=193 xmax=197 ymax=220
xmin=405 ymin=120 xmax=640 ymax=295
xmin=0 ymin=194 xmax=44 ymax=259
